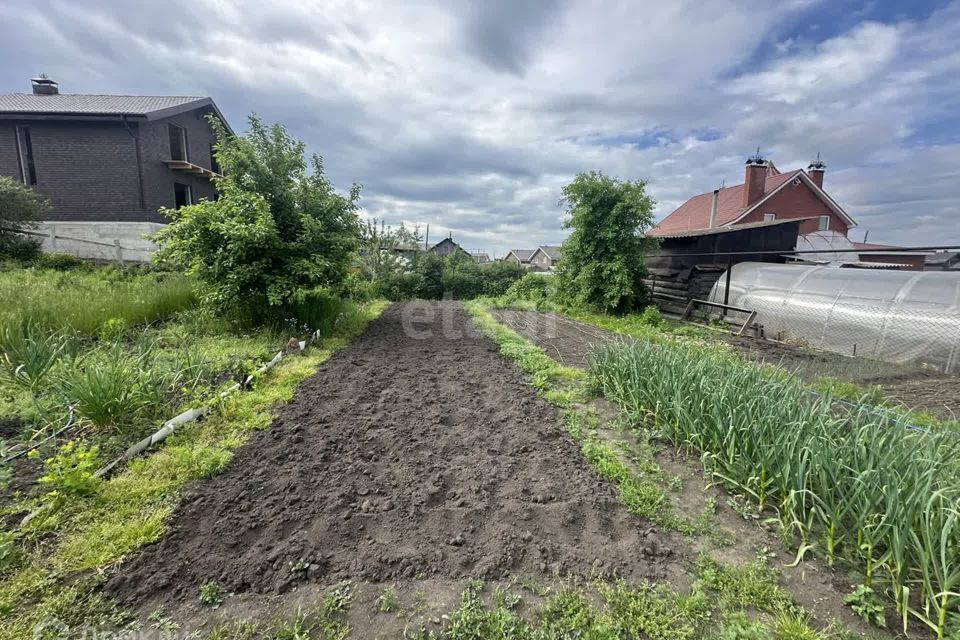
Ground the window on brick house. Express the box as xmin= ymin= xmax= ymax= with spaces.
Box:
xmin=174 ymin=183 xmax=193 ymax=208
xmin=763 ymin=213 xmax=776 ymax=222
xmin=818 ymin=215 xmax=830 ymax=231
xmin=14 ymin=125 xmax=37 ymax=185
xmin=168 ymin=124 xmax=188 ymax=161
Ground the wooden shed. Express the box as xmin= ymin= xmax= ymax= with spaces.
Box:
xmin=643 ymin=219 xmax=803 ymax=314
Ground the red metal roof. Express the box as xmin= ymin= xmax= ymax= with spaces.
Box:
xmin=650 ymin=167 xmax=800 ymax=237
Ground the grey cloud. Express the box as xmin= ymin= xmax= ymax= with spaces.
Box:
xmin=2 ymin=0 xmax=960 ymax=256
xmin=461 ymin=0 xmax=565 ymax=74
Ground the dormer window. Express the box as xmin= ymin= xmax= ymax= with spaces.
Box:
xmin=763 ymin=213 xmax=776 ymax=222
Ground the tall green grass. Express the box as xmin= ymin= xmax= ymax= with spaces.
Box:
xmin=591 ymin=339 xmax=960 ymax=637
xmin=0 ymin=269 xmax=196 ymax=337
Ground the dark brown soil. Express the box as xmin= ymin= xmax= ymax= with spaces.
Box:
xmin=491 ymin=310 xmax=624 ymax=369
xmin=107 ymin=302 xmax=677 ymax=610
xmin=0 ymin=417 xmax=42 ymax=518
xmin=718 ymin=334 xmax=960 ymax=420
xmin=496 ymin=309 xmax=894 ymax=634
xmin=0 ymin=416 xmax=22 ymax=440
xmin=861 ymin=372 xmax=960 ymax=421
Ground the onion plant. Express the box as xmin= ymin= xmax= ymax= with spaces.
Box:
xmin=591 ymin=339 xmax=960 ymax=637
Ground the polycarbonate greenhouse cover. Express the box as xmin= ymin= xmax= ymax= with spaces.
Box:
xmin=709 ymin=263 xmax=960 ymax=374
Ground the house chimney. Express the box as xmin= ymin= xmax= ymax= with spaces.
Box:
xmin=807 ymin=153 xmax=826 ymax=189
xmin=708 ymin=189 xmax=719 ymax=228
xmin=742 ymin=148 xmax=767 ymax=209
xmin=31 ymin=75 xmax=59 ymax=95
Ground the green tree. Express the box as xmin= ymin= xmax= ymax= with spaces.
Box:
xmin=414 ymin=252 xmax=445 ymax=300
xmin=153 ymin=115 xmax=361 ymax=325
xmin=556 ymin=171 xmax=658 ymax=312
xmin=0 ymin=176 xmax=48 ymax=259
xmin=357 ymin=219 xmax=422 ymax=281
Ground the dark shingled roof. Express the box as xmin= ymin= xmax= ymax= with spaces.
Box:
xmin=537 ymin=245 xmax=562 ymax=259
xmin=507 ymin=249 xmax=535 ymax=261
xmin=0 ymin=93 xmax=210 ymax=116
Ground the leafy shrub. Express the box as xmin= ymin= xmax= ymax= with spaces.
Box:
xmin=409 ymin=252 xmax=441 ymax=300
xmin=199 ymin=582 xmax=227 ymax=607
xmin=555 ymin=171 xmax=658 ymax=312
xmin=33 ymin=252 xmax=85 ymax=271
xmin=284 ymin=288 xmax=343 ymax=334
xmin=477 ymin=260 xmax=527 ymax=297
xmin=0 ymin=237 xmax=41 ymax=262
xmin=0 ymin=176 xmax=47 ymax=260
xmin=440 ymin=252 xmax=484 ymax=299
xmin=36 ymin=441 xmax=101 ymax=497
xmin=844 ymin=584 xmax=886 ymax=627
xmin=378 ymin=271 xmax=418 ymax=300
xmin=340 ymin=270 xmax=378 ymax=302
xmin=97 ymin=318 xmax=128 ymax=342
xmin=638 ymin=305 xmax=665 ymax=328
xmin=503 ymin=273 xmax=553 ymax=303
xmin=154 ymin=115 xmax=360 ymax=326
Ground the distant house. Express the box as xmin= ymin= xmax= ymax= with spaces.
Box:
xmin=503 ymin=249 xmax=535 ymax=266
xmin=471 ymin=252 xmax=491 ymax=264
xmin=0 ymin=76 xmax=231 ymax=260
xmin=529 ymin=245 xmax=561 ymax=271
xmin=429 ymin=237 xmax=469 ymax=257
xmin=651 ymin=153 xmax=856 ymax=240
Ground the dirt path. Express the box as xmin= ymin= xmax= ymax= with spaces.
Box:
xmin=490 ymin=309 xmax=624 ymax=369
xmin=107 ymin=302 xmax=679 ymax=613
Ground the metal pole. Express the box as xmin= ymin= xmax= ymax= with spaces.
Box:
xmin=722 ymin=256 xmax=732 ymax=321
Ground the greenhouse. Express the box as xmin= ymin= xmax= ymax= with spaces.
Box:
xmin=709 ymin=263 xmax=960 ymax=374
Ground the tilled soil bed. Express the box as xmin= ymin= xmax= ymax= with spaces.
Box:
xmin=107 ymin=302 xmax=677 ymax=609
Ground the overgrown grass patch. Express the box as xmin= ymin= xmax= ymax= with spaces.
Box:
xmin=0 ymin=267 xmax=196 ymax=338
xmin=0 ymin=301 xmax=388 ymax=639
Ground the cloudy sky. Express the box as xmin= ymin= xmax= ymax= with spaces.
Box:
xmin=2 ymin=0 xmax=958 ymax=256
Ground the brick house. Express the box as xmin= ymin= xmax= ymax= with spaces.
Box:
xmin=0 ymin=76 xmax=231 ymax=260
xmin=650 ymin=154 xmax=856 ymax=239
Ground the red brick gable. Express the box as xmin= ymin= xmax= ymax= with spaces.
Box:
xmin=650 ymin=165 xmax=855 ymax=237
